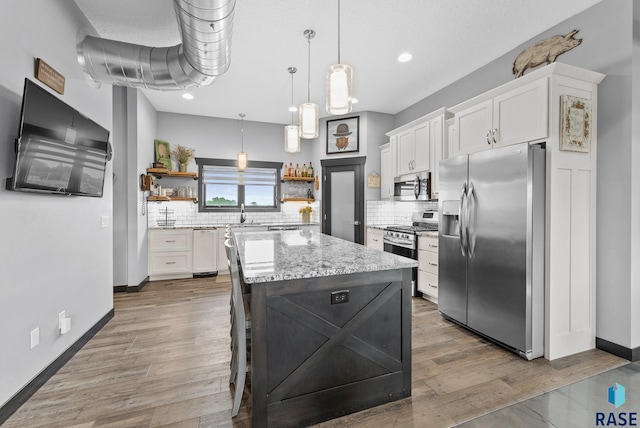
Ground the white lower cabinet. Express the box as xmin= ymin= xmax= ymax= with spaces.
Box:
xmin=148 ymin=229 xmax=193 ymax=281
xmin=193 ymin=229 xmax=218 ymax=275
xmin=417 ymin=235 xmax=438 ymax=302
xmin=366 ymin=227 xmax=384 ymax=251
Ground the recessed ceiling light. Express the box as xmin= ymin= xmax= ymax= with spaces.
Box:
xmin=182 ymin=93 xmax=194 ymax=100
xmin=288 ymin=106 xmax=298 ymax=112
xmin=398 ymin=52 xmax=413 ymax=63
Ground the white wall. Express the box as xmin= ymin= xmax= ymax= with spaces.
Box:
xmin=396 ymin=0 xmax=639 ymax=353
xmin=0 ymin=0 xmax=113 ymax=407
xmin=156 ymin=112 xmax=315 ymax=174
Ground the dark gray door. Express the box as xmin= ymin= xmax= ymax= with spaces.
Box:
xmin=321 ymin=157 xmax=365 ymax=244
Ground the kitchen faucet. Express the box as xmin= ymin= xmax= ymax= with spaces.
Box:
xmin=240 ymin=203 xmax=246 ymax=223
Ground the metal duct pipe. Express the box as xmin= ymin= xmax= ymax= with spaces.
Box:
xmin=77 ymin=0 xmax=235 ymax=90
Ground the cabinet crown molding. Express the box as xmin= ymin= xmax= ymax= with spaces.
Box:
xmin=449 ymin=62 xmax=605 ymax=114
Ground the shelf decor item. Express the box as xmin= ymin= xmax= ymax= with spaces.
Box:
xmin=154 ymin=139 xmax=172 ymax=170
xmin=326 ymin=116 xmax=359 ymax=154
xmin=299 ymin=205 xmax=312 ymax=223
xmin=560 ymin=94 xmax=591 ymax=153
xmin=171 ymin=144 xmax=196 ymax=172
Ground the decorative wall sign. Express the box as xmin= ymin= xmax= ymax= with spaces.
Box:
xmin=367 ymin=171 xmax=381 ymax=188
xmin=326 ymin=116 xmax=359 ymax=154
xmin=560 ymin=95 xmax=591 ymax=153
xmin=35 ymin=58 xmax=65 ymax=94
xmin=154 ymin=139 xmax=172 ymax=170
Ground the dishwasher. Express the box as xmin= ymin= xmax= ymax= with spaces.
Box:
xmin=192 ymin=227 xmax=218 ymax=277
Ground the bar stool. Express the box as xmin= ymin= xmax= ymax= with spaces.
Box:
xmin=225 ymin=238 xmax=251 ymax=417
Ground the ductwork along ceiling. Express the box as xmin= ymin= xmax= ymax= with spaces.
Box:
xmin=77 ymin=0 xmax=235 ymax=90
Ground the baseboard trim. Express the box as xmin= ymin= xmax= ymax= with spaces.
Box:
xmin=0 ymin=309 xmax=115 ymax=425
xmin=113 ymin=285 xmax=127 ymax=293
xmin=127 ymin=276 xmax=149 ymax=293
xmin=596 ymin=337 xmax=640 ymax=362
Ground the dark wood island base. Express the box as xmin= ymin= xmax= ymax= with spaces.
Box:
xmin=250 ymin=267 xmax=413 ymax=427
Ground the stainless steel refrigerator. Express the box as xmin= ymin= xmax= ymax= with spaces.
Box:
xmin=438 ymin=142 xmax=545 ymax=360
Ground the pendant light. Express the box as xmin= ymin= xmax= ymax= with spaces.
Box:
xmin=299 ymin=29 xmax=319 ymax=139
xmin=284 ymin=67 xmax=301 ymax=153
xmin=326 ymin=0 xmax=353 ymax=115
xmin=237 ymin=113 xmax=248 ymax=171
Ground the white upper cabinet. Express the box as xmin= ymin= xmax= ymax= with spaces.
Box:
xmin=452 ymin=79 xmax=549 ymax=157
xmin=387 ymin=108 xmax=451 ymax=181
xmin=395 ymin=122 xmax=429 ymax=176
xmin=379 ymin=142 xmax=394 ymax=200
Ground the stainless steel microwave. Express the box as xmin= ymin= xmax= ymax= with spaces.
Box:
xmin=393 ymin=173 xmax=431 ymax=201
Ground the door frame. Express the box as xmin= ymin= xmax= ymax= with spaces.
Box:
xmin=321 ymin=157 xmax=366 ymax=244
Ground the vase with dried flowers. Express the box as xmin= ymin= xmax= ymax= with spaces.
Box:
xmin=171 ymin=144 xmax=196 ymax=172
xmin=299 ymin=205 xmax=312 ymax=223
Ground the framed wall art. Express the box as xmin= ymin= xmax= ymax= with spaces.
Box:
xmin=154 ymin=139 xmax=172 ymax=169
xmin=560 ymin=95 xmax=591 ymax=153
xmin=326 ymin=116 xmax=359 ymax=154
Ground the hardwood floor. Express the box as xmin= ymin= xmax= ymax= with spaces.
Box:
xmin=3 ymin=277 xmax=626 ymax=427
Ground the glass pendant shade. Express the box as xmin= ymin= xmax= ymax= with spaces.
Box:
xmin=299 ymin=102 xmax=319 ymax=139
xmin=284 ymin=125 xmax=301 ymax=153
xmin=237 ymin=151 xmax=248 ymax=171
xmin=326 ymin=63 xmax=353 ymax=115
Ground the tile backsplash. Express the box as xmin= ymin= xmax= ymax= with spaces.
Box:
xmin=366 ymin=200 xmax=435 ymax=226
xmin=148 ymin=200 xmax=320 ymax=227
xmin=148 ymin=199 xmax=429 ymax=229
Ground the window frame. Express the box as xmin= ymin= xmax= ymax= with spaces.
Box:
xmin=196 ymin=158 xmax=282 ymax=213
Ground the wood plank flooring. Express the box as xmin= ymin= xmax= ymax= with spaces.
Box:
xmin=2 ymin=277 xmax=626 ymax=427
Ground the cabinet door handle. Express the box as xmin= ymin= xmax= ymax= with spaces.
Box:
xmin=165 ymin=240 xmax=176 ymax=243
xmin=428 ymin=262 xmax=438 ymax=267
xmin=166 ymin=261 xmax=176 ymax=265
xmin=492 ymin=128 xmax=498 ymax=144
xmin=428 ymin=244 xmax=438 ymax=248
xmin=428 ymin=283 xmax=438 ymax=289
xmin=486 ymin=130 xmax=492 ymax=145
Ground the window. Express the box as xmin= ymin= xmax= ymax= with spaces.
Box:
xmin=197 ymin=158 xmax=282 ymax=212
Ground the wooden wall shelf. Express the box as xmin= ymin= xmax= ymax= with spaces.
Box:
xmin=147 ymin=168 xmax=198 ymax=179
xmin=281 ymin=198 xmax=315 ymax=203
xmin=148 ymin=196 xmax=198 ymax=203
xmin=281 ymin=177 xmax=314 ymax=183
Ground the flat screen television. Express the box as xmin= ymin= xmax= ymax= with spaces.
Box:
xmin=5 ymin=78 xmax=111 ymax=197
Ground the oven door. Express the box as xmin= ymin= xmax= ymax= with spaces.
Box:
xmin=383 ymin=242 xmax=420 ymax=297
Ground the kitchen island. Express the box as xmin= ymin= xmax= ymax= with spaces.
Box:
xmin=233 ymin=229 xmax=417 ymax=427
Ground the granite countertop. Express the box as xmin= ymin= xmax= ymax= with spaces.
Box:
xmin=233 ymin=229 xmax=417 ymax=284
xmin=367 ymin=225 xmax=391 ymax=230
xmin=148 ymin=222 xmax=320 ymax=230
xmin=416 ymin=231 xmax=439 ymax=238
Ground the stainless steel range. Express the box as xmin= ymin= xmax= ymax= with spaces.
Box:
xmin=383 ymin=204 xmax=438 ymax=296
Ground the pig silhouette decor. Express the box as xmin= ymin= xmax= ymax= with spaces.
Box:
xmin=512 ymin=29 xmax=582 ymax=78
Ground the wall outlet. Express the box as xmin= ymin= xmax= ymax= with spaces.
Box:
xmin=330 ymin=290 xmax=350 ymax=305
xmin=30 ymin=328 xmax=39 ymax=349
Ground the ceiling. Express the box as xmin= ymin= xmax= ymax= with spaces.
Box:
xmin=73 ymin=0 xmax=601 ymax=125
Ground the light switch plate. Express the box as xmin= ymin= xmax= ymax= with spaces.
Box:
xmin=100 ymin=215 xmax=109 ymax=228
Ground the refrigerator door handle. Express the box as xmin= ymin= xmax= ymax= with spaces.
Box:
xmin=467 ymin=182 xmax=476 ymax=258
xmin=459 ymin=183 xmax=467 ymax=256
